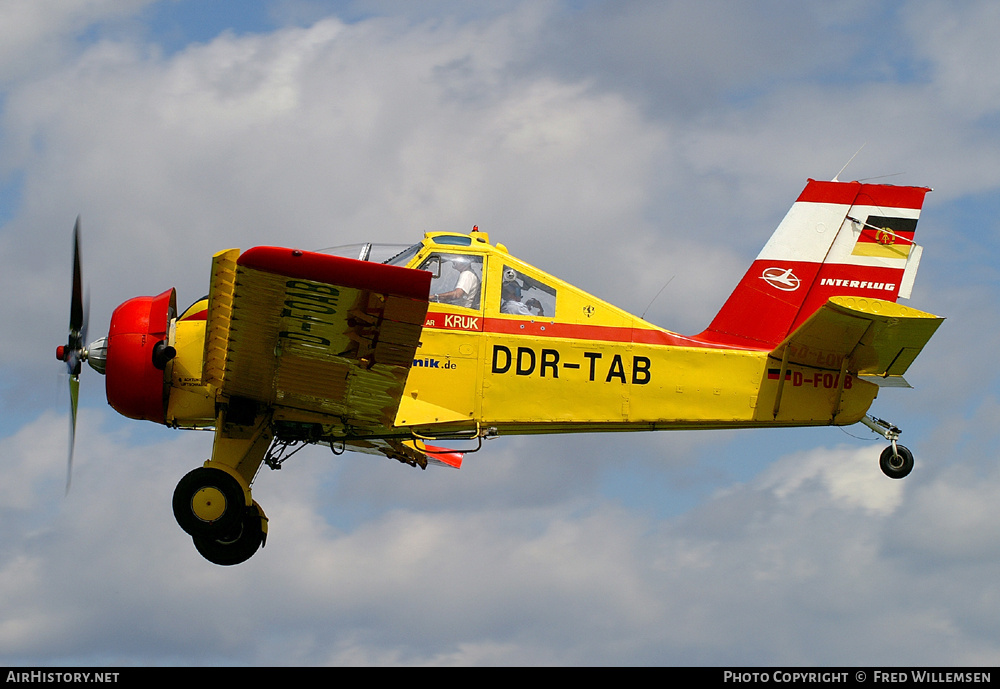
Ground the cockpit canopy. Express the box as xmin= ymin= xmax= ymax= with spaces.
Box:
xmin=318 ymin=243 xmax=416 ymax=264
xmin=320 ymin=231 xmax=556 ymax=318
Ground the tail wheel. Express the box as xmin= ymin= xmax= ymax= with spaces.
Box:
xmin=193 ymin=503 xmax=266 ymax=566
xmin=879 ymin=445 xmax=914 ymax=479
xmin=172 ymin=467 xmax=246 ymax=538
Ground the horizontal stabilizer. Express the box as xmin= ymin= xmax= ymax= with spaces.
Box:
xmin=769 ymin=296 xmax=943 ymax=377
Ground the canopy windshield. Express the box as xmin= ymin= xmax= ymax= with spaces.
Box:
xmin=318 ymin=243 xmax=418 ymax=265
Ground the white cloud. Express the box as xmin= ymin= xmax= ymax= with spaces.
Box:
xmin=755 ymin=445 xmax=905 ymax=516
xmin=909 ymin=0 xmax=1000 ymax=121
xmin=0 ymin=1 xmax=153 ymax=83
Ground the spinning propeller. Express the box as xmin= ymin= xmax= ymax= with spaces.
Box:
xmin=55 ymin=218 xmax=106 ymax=492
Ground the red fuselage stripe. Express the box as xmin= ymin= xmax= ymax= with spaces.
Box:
xmin=424 ymin=315 xmax=752 ymax=350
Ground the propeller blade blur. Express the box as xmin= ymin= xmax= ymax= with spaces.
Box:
xmin=71 ymin=218 xmax=83 ymax=335
xmin=68 ymin=374 xmax=78 ymax=494
xmin=61 ymin=217 xmax=87 ymax=493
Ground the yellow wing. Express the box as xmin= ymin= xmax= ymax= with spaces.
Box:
xmin=202 ymin=246 xmax=431 ymax=436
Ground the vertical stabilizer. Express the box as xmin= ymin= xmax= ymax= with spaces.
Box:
xmin=697 ymin=179 xmax=930 ymax=349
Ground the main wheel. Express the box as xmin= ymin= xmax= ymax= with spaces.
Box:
xmin=192 ymin=504 xmax=266 ymax=566
xmin=879 ymin=445 xmax=914 ymax=479
xmin=172 ymin=467 xmax=246 ymax=538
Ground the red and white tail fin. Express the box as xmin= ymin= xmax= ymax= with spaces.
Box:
xmin=697 ymin=179 xmax=931 ymax=349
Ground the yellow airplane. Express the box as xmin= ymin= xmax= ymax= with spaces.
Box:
xmin=57 ymin=178 xmax=943 ymax=565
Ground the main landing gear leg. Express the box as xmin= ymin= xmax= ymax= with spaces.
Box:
xmin=860 ymin=415 xmax=914 ymax=479
xmin=173 ymin=404 xmax=273 ymax=565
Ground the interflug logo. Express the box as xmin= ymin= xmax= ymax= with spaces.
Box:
xmin=761 ymin=267 xmax=801 ymax=292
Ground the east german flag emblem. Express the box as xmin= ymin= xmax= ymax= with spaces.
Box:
xmin=852 ymin=215 xmax=916 ymax=259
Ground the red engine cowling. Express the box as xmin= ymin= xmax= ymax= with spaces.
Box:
xmin=105 ymin=288 xmax=176 ymax=422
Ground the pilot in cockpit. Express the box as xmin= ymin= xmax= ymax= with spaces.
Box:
xmin=430 ymin=256 xmax=480 ymax=309
xmin=500 ymin=267 xmax=543 ymax=316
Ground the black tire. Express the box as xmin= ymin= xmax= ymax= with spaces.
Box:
xmin=879 ymin=445 xmax=914 ymax=479
xmin=172 ymin=467 xmax=246 ymax=538
xmin=192 ymin=505 xmax=265 ymax=566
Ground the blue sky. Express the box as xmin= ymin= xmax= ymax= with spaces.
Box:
xmin=2 ymin=0 xmax=999 ymax=666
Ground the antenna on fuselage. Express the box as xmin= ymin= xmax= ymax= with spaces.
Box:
xmin=833 ymin=143 xmax=866 ymax=182
xmin=641 ymin=275 xmax=675 ymax=320
xmin=857 ymin=172 xmax=905 ymax=183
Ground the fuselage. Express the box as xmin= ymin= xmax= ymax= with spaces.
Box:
xmin=386 ymin=231 xmax=877 ymax=437
xmin=155 ymin=229 xmax=877 ymax=440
